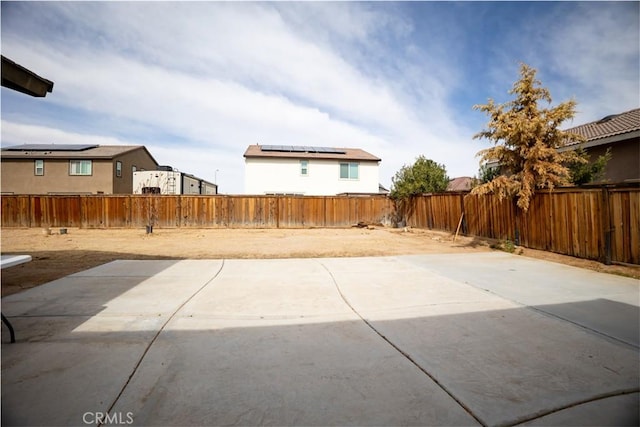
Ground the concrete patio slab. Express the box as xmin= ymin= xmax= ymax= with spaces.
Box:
xmin=521 ymin=392 xmax=639 ymax=426
xmin=401 ymin=253 xmax=640 ymax=347
xmin=2 ymin=253 xmax=638 ymax=426
xmin=181 ymin=259 xmax=353 ymax=321
xmin=322 ymin=255 xmax=640 ymax=426
xmin=70 ymin=259 xmax=224 ymax=279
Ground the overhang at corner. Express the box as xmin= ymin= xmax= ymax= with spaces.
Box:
xmin=1 ymin=55 xmax=54 ymax=97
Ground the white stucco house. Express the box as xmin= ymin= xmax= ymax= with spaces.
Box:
xmin=244 ymin=145 xmax=381 ymax=195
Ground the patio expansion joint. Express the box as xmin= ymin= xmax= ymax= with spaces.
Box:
xmin=468 ymin=284 xmax=640 ymax=351
xmin=317 ymin=260 xmax=488 ymax=427
xmin=99 ymin=259 xmax=226 ymax=426
xmin=508 ymin=388 xmax=640 ymax=427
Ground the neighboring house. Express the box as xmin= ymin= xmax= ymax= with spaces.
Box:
xmin=1 ymin=144 xmax=159 ymax=194
xmin=561 ymin=108 xmax=640 ymax=183
xmin=244 ymin=145 xmax=381 ymax=195
xmin=446 ymin=176 xmax=475 ymax=192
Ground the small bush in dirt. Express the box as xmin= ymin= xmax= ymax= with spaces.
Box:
xmin=490 ymin=240 xmax=516 ymax=253
xmin=504 ymin=240 xmax=516 ymax=253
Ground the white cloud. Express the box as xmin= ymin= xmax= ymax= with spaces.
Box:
xmin=2 ymin=2 xmax=479 ymax=192
xmin=515 ymin=3 xmax=639 ymax=124
xmin=1 ymin=121 xmax=127 ymax=147
xmin=3 ymin=2 xmax=635 ymax=194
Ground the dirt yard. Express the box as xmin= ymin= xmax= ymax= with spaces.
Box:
xmin=2 ymin=226 xmax=638 ymax=296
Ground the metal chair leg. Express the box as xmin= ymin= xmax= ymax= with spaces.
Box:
xmin=2 ymin=313 xmax=16 ymax=343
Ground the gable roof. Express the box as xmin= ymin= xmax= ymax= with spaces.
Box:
xmin=564 ymin=108 xmax=640 ymax=147
xmin=244 ymin=145 xmax=381 ymax=162
xmin=446 ymin=176 xmax=474 ymax=192
xmin=1 ymin=144 xmax=159 ymax=164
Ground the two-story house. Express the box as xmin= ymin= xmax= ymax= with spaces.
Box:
xmin=1 ymin=144 xmax=159 ymax=194
xmin=244 ymin=145 xmax=381 ymax=195
xmin=560 ymin=107 xmax=639 ymax=183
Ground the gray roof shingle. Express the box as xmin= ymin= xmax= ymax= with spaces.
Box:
xmin=1 ymin=144 xmax=156 ymax=161
xmin=565 ymin=108 xmax=640 ymax=146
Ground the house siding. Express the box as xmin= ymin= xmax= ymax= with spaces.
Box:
xmin=112 ymin=149 xmax=160 ymax=194
xmin=1 ymin=158 xmax=113 ymax=194
xmin=587 ymin=138 xmax=639 ymax=183
xmin=245 ymin=157 xmax=379 ymax=195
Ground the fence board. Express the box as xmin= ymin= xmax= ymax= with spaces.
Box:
xmin=178 ymin=196 xmax=227 ymax=227
xmin=278 ymin=196 xmax=300 ymax=228
xmin=1 ymin=190 xmax=637 ymax=264
xmin=608 ymin=189 xmax=640 ymax=264
xmin=27 ymin=196 xmax=81 ymax=228
xmin=81 ymin=196 xmax=104 ymax=228
xmin=1 ymin=195 xmax=30 ymax=227
xmin=104 ymin=196 xmax=132 ymax=228
xmin=403 ymin=187 xmax=637 ymax=264
xmin=629 ymin=191 xmax=640 ymax=264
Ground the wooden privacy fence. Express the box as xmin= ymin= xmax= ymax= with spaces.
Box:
xmin=0 ymin=195 xmax=396 ymax=229
xmin=403 ymin=186 xmax=639 ymax=265
xmin=1 ymin=188 xmax=638 ymax=264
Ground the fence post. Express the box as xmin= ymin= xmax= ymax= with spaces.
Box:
xmin=514 ymin=198 xmax=520 ymax=245
xmin=426 ymin=196 xmax=433 ymax=229
xmin=323 ymin=197 xmax=327 ymax=228
xmin=601 ymin=187 xmax=612 ymax=265
xmin=459 ymin=193 xmax=467 ymax=235
xmin=28 ymin=195 xmax=33 ymax=228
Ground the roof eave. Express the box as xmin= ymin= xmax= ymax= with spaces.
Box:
xmin=559 ymin=130 xmax=640 ymax=152
xmin=1 ymin=145 xmax=160 ymax=162
xmin=1 ymin=56 xmax=54 ymax=97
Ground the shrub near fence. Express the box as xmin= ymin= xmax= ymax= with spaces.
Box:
xmin=1 ymin=188 xmax=637 ymax=265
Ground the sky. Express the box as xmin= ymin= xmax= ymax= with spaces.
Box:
xmin=1 ymin=1 xmax=638 ymax=194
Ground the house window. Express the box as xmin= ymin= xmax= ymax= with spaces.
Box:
xmin=34 ymin=159 xmax=44 ymax=176
xmin=69 ymin=160 xmax=92 ymax=176
xmin=300 ymin=160 xmax=308 ymax=176
xmin=142 ymin=186 xmax=161 ymax=194
xmin=116 ymin=161 xmax=122 ymax=177
xmin=340 ymin=162 xmax=359 ymax=179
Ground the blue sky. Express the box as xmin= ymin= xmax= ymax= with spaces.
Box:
xmin=2 ymin=1 xmax=638 ymax=194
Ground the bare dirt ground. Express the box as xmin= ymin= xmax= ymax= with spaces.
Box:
xmin=2 ymin=227 xmax=638 ymax=297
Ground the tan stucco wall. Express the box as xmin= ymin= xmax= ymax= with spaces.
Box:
xmin=1 ymin=159 xmax=113 ymax=194
xmin=1 ymin=148 xmax=158 ymax=194
xmin=112 ymin=149 xmax=159 ymax=194
xmin=588 ymin=138 xmax=639 ymax=183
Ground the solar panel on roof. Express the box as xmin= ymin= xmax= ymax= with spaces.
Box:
xmin=259 ymin=145 xmax=345 ymax=154
xmin=3 ymin=144 xmax=98 ymax=152
xmin=261 ymin=145 xmax=294 ymax=152
xmin=260 ymin=145 xmax=285 ymax=152
xmin=315 ymin=147 xmax=346 ymax=154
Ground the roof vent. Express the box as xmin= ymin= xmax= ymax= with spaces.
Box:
xmin=597 ymin=114 xmax=619 ymax=124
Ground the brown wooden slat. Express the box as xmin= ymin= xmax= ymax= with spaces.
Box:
xmin=0 ymin=191 xmax=637 ymax=264
xmin=628 ymin=190 xmax=640 ymax=264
